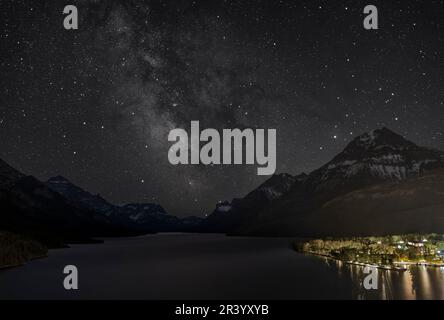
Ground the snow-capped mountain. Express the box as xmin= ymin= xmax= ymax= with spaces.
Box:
xmin=275 ymin=127 xmax=444 ymax=210
xmin=120 ymin=203 xmax=183 ymax=230
xmin=307 ymin=127 xmax=444 ymax=191
xmin=203 ymin=127 xmax=444 ymax=235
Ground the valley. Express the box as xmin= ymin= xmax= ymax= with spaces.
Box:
xmin=2 ymin=127 xmax=444 ymax=269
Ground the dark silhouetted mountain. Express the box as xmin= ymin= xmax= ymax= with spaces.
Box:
xmin=204 ymin=128 xmax=444 ymax=236
xmin=46 ymin=176 xmax=202 ymax=232
xmin=244 ymin=169 xmax=444 ymax=237
xmin=201 ymin=173 xmax=307 ymax=232
xmin=180 ymin=216 xmax=204 ymax=230
xmin=0 ymin=160 xmax=136 ymax=247
xmin=46 ymin=176 xmax=116 ymax=223
xmin=0 ymin=158 xmax=24 ymax=189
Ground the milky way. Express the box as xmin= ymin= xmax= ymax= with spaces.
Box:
xmin=1 ymin=0 xmax=443 ymax=216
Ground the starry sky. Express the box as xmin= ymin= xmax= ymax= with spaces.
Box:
xmin=1 ymin=0 xmax=444 ymax=216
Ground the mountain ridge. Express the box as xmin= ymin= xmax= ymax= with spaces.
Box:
xmin=46 ymin=175 xmax=202 ymax=233
xmin=0 ymin=159 xmax=201 ymax=246
xmin=203 ymin=127 xmax=444 ymax=236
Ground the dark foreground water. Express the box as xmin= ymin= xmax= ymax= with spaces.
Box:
xmin=1 ymin=233 xmax=444 ymax=300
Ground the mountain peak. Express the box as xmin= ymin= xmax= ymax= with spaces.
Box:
xmin=313 ymin=127 xmax=444 ymax=183
xmin=350 ymin=127 xmax=414 ymax=151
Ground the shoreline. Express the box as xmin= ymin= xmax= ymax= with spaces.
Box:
xmin=0 ymin=254 xmax=48 ymax=270
xmin=302 ymin=251 xmax=409 ymax=272
xmin=303 ymin=251 xmax=444 ymax=270
xmin=393 ymin=261 xmax=444 ymax=268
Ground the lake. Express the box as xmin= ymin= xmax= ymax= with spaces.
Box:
xmin=1 ymin=233 xmax=444 ymax=299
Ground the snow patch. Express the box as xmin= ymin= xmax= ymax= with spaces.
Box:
xmin=216 ymin=205 xmax=232 ymax=213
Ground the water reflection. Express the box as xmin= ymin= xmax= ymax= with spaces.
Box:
xmin=320 ymin=257 xmax=444 ymax=299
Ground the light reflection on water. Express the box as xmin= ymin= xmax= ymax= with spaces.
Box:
xmin=320 ymin=257 xmax=444 ymax=299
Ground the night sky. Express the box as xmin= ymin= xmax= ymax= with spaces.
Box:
xmin=1 ymin=0 xmax=444 ymax=216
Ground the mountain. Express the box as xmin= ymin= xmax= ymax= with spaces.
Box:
xmin=0 ymin=158 xmax=202 ymax=247
xmin=261 ymin=127 xmax=444 ymax=220
xmin=119 ymin=203 xmax=182 ymax=232
xmin=204 ymin=128 xmax=444 ymax=236
xmin=200 ymin=173 xmax=307 ymax=232
xmin=120 ymin=203 xmax=204 ymax=232
xmin=46 ymin=176 xmax=116 ymax=223
xmin=244 ymin=169 xmax=444 ymax=237
xmin=0 ymin=158 xmax=24 ymax=189
xmin=305 ymin=127 xmax=444 ymax=192
xmin=46 ymin=176 xmax=202 ymax=232
xmin=0 ymin=160 xmax=134 ymax=247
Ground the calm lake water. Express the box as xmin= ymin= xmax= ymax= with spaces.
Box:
xmin=1 ymin=233 xmax=444 ymax=300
